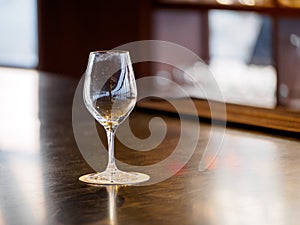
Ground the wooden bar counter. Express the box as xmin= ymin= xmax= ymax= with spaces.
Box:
xmin=1 ymin=67 xmax=300 ymax=225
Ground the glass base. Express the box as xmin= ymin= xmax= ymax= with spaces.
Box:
xmin=79 ymin=170 xmax=150 ymax=185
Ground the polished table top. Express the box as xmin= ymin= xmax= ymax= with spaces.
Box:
xmin=1 ymin=67 xmax=300 ymax=225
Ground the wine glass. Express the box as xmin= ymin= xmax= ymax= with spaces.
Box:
xmin=79 ymin=50 xmax=150 ymax=185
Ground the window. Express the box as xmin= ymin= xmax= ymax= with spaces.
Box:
xmin=0 ymin=0 xmax=38 ymax=68
xmin=209 ymin=10 xmax=276 ymax=108
xmin=152 ymin=8 xmax=276 ymax=108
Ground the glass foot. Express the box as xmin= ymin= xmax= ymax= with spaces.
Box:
xmin=79 ymin=170 xmax=150 ymax=185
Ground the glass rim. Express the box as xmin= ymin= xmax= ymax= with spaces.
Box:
xmin=90 ymin=50 xmax=129 ymax=55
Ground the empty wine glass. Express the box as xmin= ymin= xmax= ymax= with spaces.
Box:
xmin=79 ymin=50 xmax=149 ymax=185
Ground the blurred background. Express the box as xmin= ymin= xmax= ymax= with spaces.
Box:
xmin=1 ymin=0 xmax=300 ymax=109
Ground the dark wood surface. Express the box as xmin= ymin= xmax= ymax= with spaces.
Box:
xmin=1 ymin=67 xmax=300 ymax=225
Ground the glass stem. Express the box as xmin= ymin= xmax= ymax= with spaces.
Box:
xmin=105 ymin=127 xmax=118 ymax=172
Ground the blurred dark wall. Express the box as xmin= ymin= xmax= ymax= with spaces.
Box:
xmin=37 ymin=0 xmax=151 ymax=77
